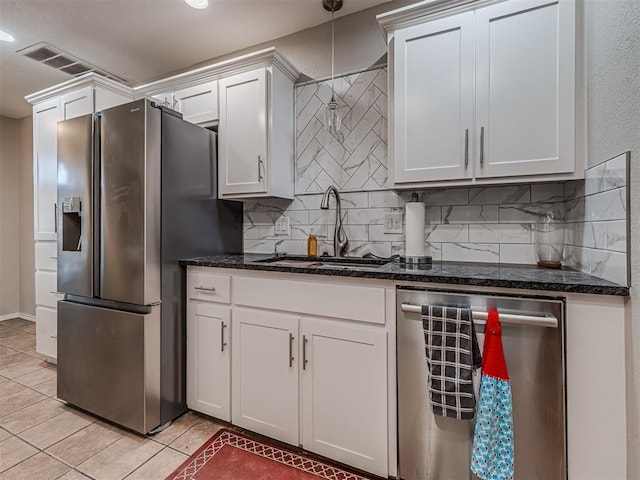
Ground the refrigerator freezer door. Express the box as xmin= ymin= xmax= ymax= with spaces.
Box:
xmin=57 ymin=114 xmax=95 ymax=297
xmin=57 ymin=300 xmax=161 ymax=434
xmin=100 ymin=99 xmax=161 ymax=305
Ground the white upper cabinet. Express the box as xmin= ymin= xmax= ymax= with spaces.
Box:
xmin=393 ymin=12 xmax=475 ymax=183
xmin=150 ymin=81 xmax=219 ymax=125
xmin=217 ymin=62 xmax=296 ymax=199
xmin=475 ymin=0 xmax=575 ymax=178
xmin=134 ymin=48 xmax=300 ymax=199
xmin=380 ymin=0 xmax=578 ymax=187
xmin=60 ymin=86 xmax=93 ymax=120
xmin=173 ymin=80 xmax=219 ymax=125
xmin=218 ymin=69 xmax=268 ymax=196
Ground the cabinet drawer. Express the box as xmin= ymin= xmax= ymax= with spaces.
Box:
xmin=36 ymin=271 xmax=63 ymax=308
xmin=187 ymin=271 xmax=231 ymax=304
xmin=36 ymin=242 xmax=58 ymax=270
xmin=36 ymin=306 xmax=57 ymax=359
xmin=233 ymin=276 xmax=386 ymax=325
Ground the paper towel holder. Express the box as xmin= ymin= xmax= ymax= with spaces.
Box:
xmin=400 ymin=192 xmax=432 ymax=268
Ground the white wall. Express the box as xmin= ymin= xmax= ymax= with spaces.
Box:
xmin=583 ymin=0 xmax=640 ymax=475
xmin=0 ymin=116 xmax=21 ymax=316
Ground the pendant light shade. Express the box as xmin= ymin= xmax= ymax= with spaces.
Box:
xmin=323 ymin=0 xmax=344 ymax=142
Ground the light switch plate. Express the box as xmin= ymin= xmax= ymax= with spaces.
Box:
xmin=275 ymin=215 xmax=290 ymax=235
xmin=384 ymin=211 xmax=403 ymax=234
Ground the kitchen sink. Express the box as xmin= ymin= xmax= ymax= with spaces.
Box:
xmin=255 ymin=255 xmax=391 ymax=269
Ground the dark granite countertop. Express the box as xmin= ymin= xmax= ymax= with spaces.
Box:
xmin=181 ymin=254 xmax=629 ymax=296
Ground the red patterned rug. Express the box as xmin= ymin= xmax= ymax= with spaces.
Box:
xmin=165 ymin=428 xmax=375 ymax=480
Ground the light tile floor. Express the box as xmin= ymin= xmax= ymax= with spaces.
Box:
xmin=0 ymin=318 xmax=227 ymax=480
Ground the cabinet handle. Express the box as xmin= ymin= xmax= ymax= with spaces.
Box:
xmin=464 ymin=128 xmax=469 ymax=168
xmin=50 ymin=291 xmax=65 ymax=296
xmin=54 ymin=203 xmax=57 ymax=233
xmin=50 ymin=335 xmax=57 ymax=339
xmin=194 ymin=286 xmax=216 ymax=292
xmin=480 ymin=126 xmax=485 ymax=166
xmin=49 ymin=256 xmax=57 ymax=260
xmin=221 ymin=322 xmax=227 ymax=352
xmin=302 ymin=335 xmax=308 ymax=370
xmin=258 ymin=155 xmax=264 ymax=181
xmin=289 ymin=333 xmax=294 ymax=368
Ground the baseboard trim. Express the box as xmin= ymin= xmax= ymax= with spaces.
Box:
xmin=0 ymin=313 xmax=36 ymax=322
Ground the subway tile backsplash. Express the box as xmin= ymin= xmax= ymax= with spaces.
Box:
xmin=563 ymin=152 xmax=630 ymax=285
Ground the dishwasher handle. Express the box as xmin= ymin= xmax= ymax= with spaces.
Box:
xmin=400 ymin=303 xmax=558 ymax=328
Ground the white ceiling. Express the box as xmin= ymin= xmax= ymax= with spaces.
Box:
xmin=0 ymin=0 xmax=391 ymax=119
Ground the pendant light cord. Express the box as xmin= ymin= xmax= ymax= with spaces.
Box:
xmin=331 ymin=4 xmax=335 ymax=97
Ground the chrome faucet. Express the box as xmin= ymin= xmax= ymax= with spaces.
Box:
xmin=320 ymin=185 xmax=348 ymax=257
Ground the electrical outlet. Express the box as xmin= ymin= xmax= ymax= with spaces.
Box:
xmin=384 ymin=211 xmax=403 ymax=234
xmin=275 ymin=215 xmax=290 ymax=235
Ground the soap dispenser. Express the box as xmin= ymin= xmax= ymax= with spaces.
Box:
xmin=307 ymin=230 xmax=318 ymax=257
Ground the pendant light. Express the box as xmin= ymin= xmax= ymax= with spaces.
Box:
xmin=323 ymin=0 xmax=344 ymax=142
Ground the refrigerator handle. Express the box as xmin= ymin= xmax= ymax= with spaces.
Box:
xmin=54 ymin=203 xmax=57 ymax=233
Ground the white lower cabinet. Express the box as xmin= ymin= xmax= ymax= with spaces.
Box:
xmin=231 ymin=307 xmax=299 ymax=446
xmin=186 ymin=268 xmax=393 ymax=477
xmin=35 ymin=306 xmax=57 ymax=359
xmin=301 ymin=316 xmax=388 ymax=476
xmin=186 ymin=301 xmax=231 ymax=421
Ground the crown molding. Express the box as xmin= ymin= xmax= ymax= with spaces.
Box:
xmin=134 ymin=47 xmax=301 ymax=97
xmin=25 ymin=72 xmax=132 ymax=105
xmin=377 ymin=0 xmax=490 ymax=35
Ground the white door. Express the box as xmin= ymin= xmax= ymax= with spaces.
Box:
xmin=174 ymin=80 xmax=218 ymax=125
xmin=301 ymin=317 xmax=388 ymax=477
xmin=218 ymin=68 xmax=268 ymax=195
xmin=186 ymin=301 xmax=231 ymax=421
xmin=393 ymin=12 xmax=474 ymax=184
xmin=61 ymin=86 xmax=93 ymax=120
xmin=475 ymin=0 xmax=575 ymax=178
xmin=232 ymin=307 xmax=298 ymax=445
xmin=33 ymin=98 xmax=62 ymax=241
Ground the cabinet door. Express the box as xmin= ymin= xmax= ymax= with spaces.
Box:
xmin=475 ymin=0 xmax=575 ymax=178
xmin=218 ymin=69 xmax=268 ymax=196
xmin=232 ymin=307 xmax=298 ymax=445
xmin=61 ymin=86 xmax=93 ymax=120
xmin=393 ymin=12 xmax=474 ymax=184
xmin=301 ymin=317 xmax=388 ymax=476
xmin=33 ymin=99 xmax=62 ymax=241
xmin=186 ymin=301 xmax=231 ymax=421
xmin=174 ymin=80 xmax=218 ymax=125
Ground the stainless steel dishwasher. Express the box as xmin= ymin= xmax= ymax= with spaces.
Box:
xmin=397 ymin=286 xmax=566 ymax=480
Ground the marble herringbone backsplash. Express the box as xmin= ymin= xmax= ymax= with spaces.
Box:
xmin=295 ymin=67 xmax=388 ymax=193
xmin=245 ymin=67 xmax=629 ymax=286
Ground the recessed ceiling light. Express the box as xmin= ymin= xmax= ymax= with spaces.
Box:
xmin=185 ymin=0 xmax=208 ymax=9
xmin=0 ymin=29 xmax=15 ymax=43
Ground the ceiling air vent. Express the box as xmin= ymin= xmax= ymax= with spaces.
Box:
xmin=17 ymin=42 xmax=127 ymax=84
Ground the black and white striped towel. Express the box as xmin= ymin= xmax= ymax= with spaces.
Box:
xmin=422 ymin=305 xmax=482 ymax=420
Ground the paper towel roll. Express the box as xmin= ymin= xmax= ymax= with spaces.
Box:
xmin=405 ymin=201 xmax=425 ymax=257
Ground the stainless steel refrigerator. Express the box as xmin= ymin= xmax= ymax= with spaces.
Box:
xmin=56 ymin=99 xmax=242 ymax=434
